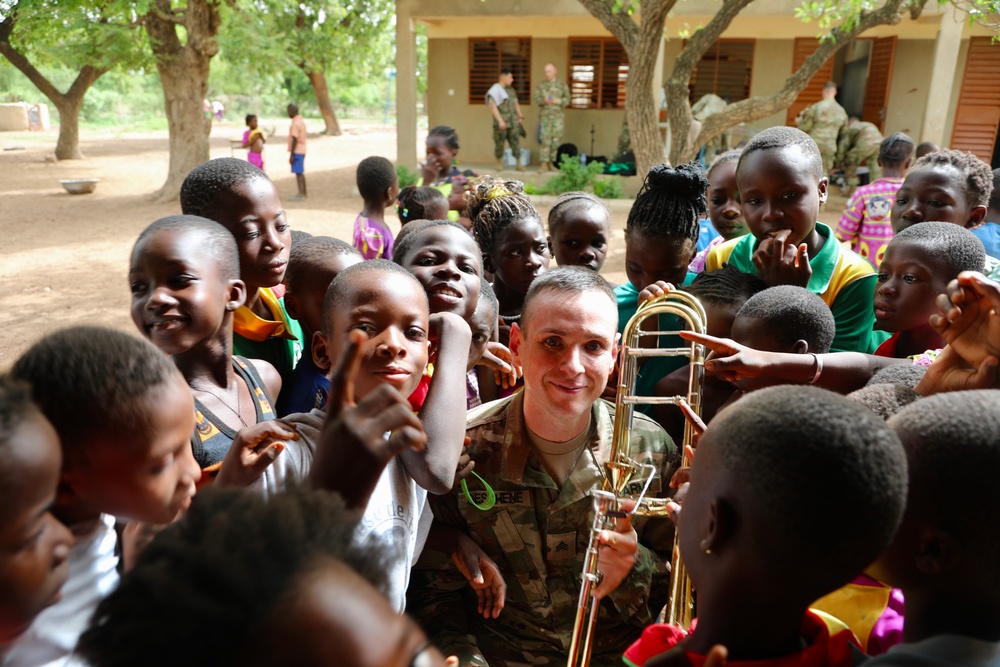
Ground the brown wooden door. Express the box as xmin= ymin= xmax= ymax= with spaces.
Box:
xmin=861 ymin=37 xmax=896 ymax=131
xmin=785 ymin=38 xmax=836 ymax=125
xmin=950 ymin=36 xmax=1000 ymax=162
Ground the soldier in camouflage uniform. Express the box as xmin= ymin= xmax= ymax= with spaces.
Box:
xmin=534 ymin=63 xmax=570 ymax=172
xmin=408 ymin=268 xmax=679 ymax=667
xmin=797 ymin=82 xmax=848 ymax=175
xmin=691 ymin=93 xmax=730 ymax=162
xmin=835 ymin=118 xmax=884 ymax=189
xmin=488 ymin=68 xmax=525 ymax=172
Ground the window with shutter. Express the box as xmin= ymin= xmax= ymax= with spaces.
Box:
xmin=689 ymin=39 xmax=754 ymax=104
xmin=568 ymin=38 xmax=629 ymax=110
xmin=469 ymin=38 xmax=532 ymax=105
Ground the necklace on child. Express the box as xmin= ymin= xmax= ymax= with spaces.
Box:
xmin=193 ymin=382 xmax=249 ymax=429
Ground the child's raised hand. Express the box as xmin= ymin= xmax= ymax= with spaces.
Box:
xmin=215 ymin=420 xmax=299 ymax=488
xmin=915 ymin=345 xmax=1000 ymax=396
xmin=309 ymin=330 xmax=427 ymax=507
xmin=638 ymin=281 xmax=677 ymax=307
xmin=752 ymin=229 xmax=811 ymax=288
xmin=678 ymin=331 xmax=770 ymax=384
xmin=478 ymin=341 xmax=520 ymax=389
xmin=930 ymin=271 xmax=1000 ymax=368
xmin=449 ymin=531 xmax=507 ymax=619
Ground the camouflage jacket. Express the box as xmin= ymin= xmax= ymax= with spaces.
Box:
xmin=534 ymin=79 xmax=570 ymax=118
xmin=798 ymin=98 xmax=848 ymax=145
xmin=835 ymin=121 xmax=884 ymax=165
xmin=408 ymin=392 xmax=679 ymax=667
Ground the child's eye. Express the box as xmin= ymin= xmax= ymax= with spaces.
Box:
xmin=352 ymin=323 xmax=376 ymax=335
xmin=276 ymin=223 xmax=290 ymax=233
xmin=460 ymin=263 xmax=478 ymax=275
xmin=927 ymin=200 xmax=945 ymax=208
xmin=169 ymin=275 xmax=193 ymax=289
xmin=130 ymin=281 xmax=148 ymax=295
xmin=534 ymin=244 xmax=550 ymax=255
xmin=903 ymin=274 xmax=921 ymax=283
xmin=781 ymin=191 xmax=801 ymax=201
xmin=711 ymin=197 xmax=727 ymax=206
xmin=508 ymin=248 xmax=524 ymax=257
xmin=562 ymin=239 xmax=580 ymax=248
xmin=243 ymin=231 xmax=260 ymax=241
xmin=876 ymin=272 xmax=888 ymax=282
xmin=472 ymin=333 xmax=490 ymax=344
xmin=406 ymin=327 xmax=427 ymax=341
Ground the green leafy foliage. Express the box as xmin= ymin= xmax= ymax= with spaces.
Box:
xmin=593 ymin=177 xmax=623 ymax=199
xmin=542 ymin=154 xmax=608 ymax=194
xmin=397 ymin=164 xmax=418 ymax=189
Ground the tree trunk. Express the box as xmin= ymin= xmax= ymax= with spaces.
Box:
xmin=306 ymin=69 xmax=342 ymax=136
xmin=144 ymin=0 xmax=221 ymax=202
xmin=153 ymin=50 xmax=212 ymax=201
xmin=0 ymin=16 xmax=106 ymax=160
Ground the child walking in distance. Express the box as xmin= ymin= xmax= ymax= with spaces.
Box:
xmin=78 ymin=488 xmax=458 ymax=667
xmin=547 ymin=191 xmax=612 ymax=271
xmin=287 ymin=103 xmax=307 ymax=200
xmin=835 ymin=133 xmax=914 ymax=269
xmin=128 ymin=215 xmax=296 ymax=482
xmin=706 ymin=126 xmax=882 ymax=354
xmin=873 ymin=223 xmax=986 ymax=359
xmin=180 ymin=158 xmax=303 ymax=388
xmin=0 ymin=378 xmax=73 ymax=649
xmin=617 ymin=163 xmax=708 ymax=402
xmin=690 ymin=150 xmax=750 ymax=273
xmin=419 ymin=126 xmax=472 ymax=225
xmin=5 ymin=328 xmax=200 ymax=665
xmin=263 ymin=261 xmax=467 ymax=610
xmin=467 ymin=175 xmax=550 ymax=346
xmin=971 ymin=168 xmax=1000 ymax=257
xmin=241 ymin=114 xmax=265 ymax=171
xmin=862 ymin=390 xmax=1000 ymax=666
xmin=397 ymin=186 xmax=450 ymax=227
xmin=279 ymin=235 xmax=362 ymax=415
xmin=353 ymin=156 xmax=401 ymax=260
xmin=626 ymin=385 xmax=908 ymax=667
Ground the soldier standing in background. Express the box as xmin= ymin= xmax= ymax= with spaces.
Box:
xmin=836 ymin=118 xmax=885 ymax=190
xmin=691 ymin=93 xmax=730 ymax=164
xmin=534 ymin=63 xmax=570 ymax=172
xmin=797 ymin=81 xmax=848 ymax=175
xmin=487 ymin=67 xmax=525 ymax=172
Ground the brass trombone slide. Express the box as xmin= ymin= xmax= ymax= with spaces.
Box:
xmin=566 ymin=289 xmax=707 ymax=667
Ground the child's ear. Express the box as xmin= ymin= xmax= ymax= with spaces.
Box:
xmin=915 ymin=527 xmax=960 ymax=575
xmin=817 ymin=177 xmax=829 ymax=206
xmin=483 ymin=253 xmax=495 ymax=275
xmin=226 ymin=279 xmax=247 ymax=312
xmin=284 ymin=293 xmax=301 ymax=321
xmin=312 ymin=330 xmax=333 ymax=374
xmin=967 ymin=205 xmax=988 ymax=228
xmin=547 ymin=235 xmax=554 ymax=256
xmin=701 ymin=497 xmax=736 ymax=556
xmin=789 ymin=339 xmax=809 ymax=355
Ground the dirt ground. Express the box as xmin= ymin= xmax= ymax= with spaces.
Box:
xmin=0 ymin=118 xmax=849 ymax=370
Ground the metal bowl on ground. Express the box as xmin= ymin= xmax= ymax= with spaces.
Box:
xmin=60 ymin=178 xmax=100 ymax=194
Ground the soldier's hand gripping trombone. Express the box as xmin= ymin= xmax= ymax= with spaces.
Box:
xmin=566 ymin=288 xmax=707 ymax=667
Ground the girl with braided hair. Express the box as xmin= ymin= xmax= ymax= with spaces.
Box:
xmin=467 ymin=175 xmax=550 ymax=347
xmin=613 ymin=162 xmax=709 ymax=404
xmin=547 ymin=191 xmax=612 ymax=272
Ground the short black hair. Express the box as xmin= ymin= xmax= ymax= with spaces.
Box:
xmin=990 ymin=168 xmax=1000 ymax=214
xmin=356 ymin=156 xmax=397 ymax=203
xmin=868 ymin=362 xmax=927 ymax=389
xmin=888 ymin=390 xmax=1000 ymax=585
xmin=911 ymin=148 xmax=993 ymax=208
xmin=322 ymin=260 xmax=426 ymax=337
xmin=739 ymin=126 xmax=825 ymax=182
xmin=706 ymin=149 xmax=742 ymax=181
xmin=134 ymin=215 xmax=240 ymax=281
xmin=703 ymin=385 xmax=907 ymax=598
xmin=392 ymin=219 xmax=480 ymax=270
xmin=0 ymin=376 xmax=34 ymax=453
xmin=879 ymin=132 xmax=914 ymax=167
xmin=180 ymin=158 xmax=270 ymax=221
xmin=427 ymin=125 xmax=459 ymax=151
xmin=687 ymin=265 xmax=766 ymax=308
xmin=735 ymin=285 xmax=835 ymax=353
xmin=245 ymin=114 xmax=256 ymax=125
xmin=285 ymin=236 xmax=361 ymax=294
xmin=547 ymin=191 xmax=610 ymax=236
xmin=396 ymin=186 xmax=449 ymax=225
xmin=10 ymin=328 xmax=180 ymax=452
xmin=477 ymin=277 xmax=499 ymax=324
xmin=290 ymin=229 xmax=313 ymax=246
xmin=522 ymin=266 xmax=615 ymax=331
xmin=625 ymin=162 xmax=708 ymax=244
xmin=889 ymin=221 xmax=987 ymax=277
xmin=77 ymin=487 xmax=390 ymax=667
xmin=500 ymin=67 xmax=513 ymax=76
xmin=848 ymin=383 xmax=922 ymax=421
xmin=467 ymin=175 xmax=541 ymax=257
xmin=915 ymin=141 xmax=939 ymax=159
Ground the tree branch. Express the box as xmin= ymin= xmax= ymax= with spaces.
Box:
xmin=0 ymin=15 xmax=65 ymax=106
xmin=576 ymin=0 xmax=639 ymax=51
xmin=149 ymin=6 xmax=186 ymax=25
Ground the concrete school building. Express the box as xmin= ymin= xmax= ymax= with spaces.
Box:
xmin=395 ymin=0 xmax=1000 ymax=169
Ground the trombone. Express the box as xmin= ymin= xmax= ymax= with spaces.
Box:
xmin=566 ymin=288 xmax=707 ymax=667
